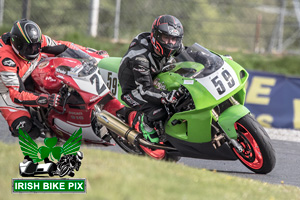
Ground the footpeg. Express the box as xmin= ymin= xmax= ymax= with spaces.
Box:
xmin=212 ymin=134 xmax=225 ymax=149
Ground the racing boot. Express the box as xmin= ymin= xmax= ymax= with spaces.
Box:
xmin=139 ymin=114 xmax=159 ymax=143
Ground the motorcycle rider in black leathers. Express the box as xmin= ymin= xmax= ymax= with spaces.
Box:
xmin=118 ymin=15 xmax=184 ymax=143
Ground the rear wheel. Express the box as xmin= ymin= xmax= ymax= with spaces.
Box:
xmin=232 ymin=114 xmax=276 ymax=174
xmin=110 ymin=131 xmax=180 ymax=162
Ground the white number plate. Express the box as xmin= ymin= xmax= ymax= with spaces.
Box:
xmin=195 ymin=62 xmax=240 ymax=100
xmin=99 ymin=68 xmax=119 ymax=97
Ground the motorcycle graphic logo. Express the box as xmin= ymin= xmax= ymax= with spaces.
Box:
xmin=18 ymin=128 xmax=83 ymax=177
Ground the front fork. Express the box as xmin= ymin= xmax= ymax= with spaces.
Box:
xmin=211 ymin=97 xmax=248 ymax=152
xmin=211 ymin=120 xmax=244 ymax=153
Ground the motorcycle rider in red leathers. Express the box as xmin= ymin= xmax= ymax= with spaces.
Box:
xmin=0 ymin=19 xmax=108 ymax=139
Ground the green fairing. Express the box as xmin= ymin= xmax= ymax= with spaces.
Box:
xmin=99 ymin=57 xmax=122 ymax=73
xmin=155 ymin=57 xmax=248 ymax=143
xmin=98 ymin=48 xmax=250 ymax=144
xmin=98 ymin=57 xmax=125 ymax=104
xmin=165 ymin=108 xmax=213 ymax=143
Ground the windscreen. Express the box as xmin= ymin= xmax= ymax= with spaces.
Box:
xmin=174 ymin=43 xmax=224 ymax=78
xmin=56 ymin=44 xmax=97 ymax=65
xmin=56 ymin=45 xmax=98 ymax=77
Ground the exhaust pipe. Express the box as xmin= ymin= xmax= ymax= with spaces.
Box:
xmin=96 ymin=109 xmax=140 ymax=144
xmin=95 ymin=109 xmax=177 ymax=151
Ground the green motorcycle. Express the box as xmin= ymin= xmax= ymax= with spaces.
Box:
xmin=96 ymin=43 xmax=276 ymax=174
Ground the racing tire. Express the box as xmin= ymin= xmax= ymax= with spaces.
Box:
xmin=232 ymin=114 xmax=276 ymax=174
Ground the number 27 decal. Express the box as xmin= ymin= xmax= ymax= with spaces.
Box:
xmin=89 ymin=74 xmax=107 ymax=95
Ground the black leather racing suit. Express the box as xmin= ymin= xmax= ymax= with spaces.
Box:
xmin=118 ymin=32 xmax=169 ymax=126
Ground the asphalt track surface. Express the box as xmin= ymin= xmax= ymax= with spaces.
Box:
xmin=102 ymin=138 xmax=300 ymax=188
xmin=1 ymin=117 xmax=299 ymax=188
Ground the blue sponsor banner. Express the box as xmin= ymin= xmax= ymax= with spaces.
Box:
xmin=244 ymin=70 xmax=300 ymax=130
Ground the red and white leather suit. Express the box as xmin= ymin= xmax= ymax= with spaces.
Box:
xmin=0 ymin=32 xmax=107 ymax=137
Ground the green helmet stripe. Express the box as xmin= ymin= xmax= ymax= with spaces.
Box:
xmin=17 ymin=22 xmax=30 ymax=43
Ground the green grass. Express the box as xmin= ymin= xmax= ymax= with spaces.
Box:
xmin=1 ymin=142 xmax=300 ymax=200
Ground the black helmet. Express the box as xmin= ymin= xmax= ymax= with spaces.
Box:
xmin=76 ymin=151 xmax=84 ymax=161
xmin=10 ymin=19 xmax=42 ymax=60
xmin=150 ymin=15 xmax=184 ymax=58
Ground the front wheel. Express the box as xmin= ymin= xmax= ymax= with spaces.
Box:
xmin=231 ymin=114 xmax=276 ymax=174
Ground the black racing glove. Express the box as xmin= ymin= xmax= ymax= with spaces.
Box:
xmin=95 ymin=50 xmax=109 ymax=56
xmin=36 ymin=94 xmax=62 ymax=108
xmin=86 ymin=47 xmax=109 ymax=57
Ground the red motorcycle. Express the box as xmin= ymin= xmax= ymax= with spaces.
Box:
xmin=30 ymin=47 xmax=124 ymax=146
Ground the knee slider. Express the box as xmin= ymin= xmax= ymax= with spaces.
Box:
xmin=10 ymin=117 xmax=40 ymax=139
xmin=10 ymin=116 xmax=32 ymax=136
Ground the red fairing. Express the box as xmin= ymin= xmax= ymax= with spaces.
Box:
xmin=32 ymin=56 xmax=109 ymax=104
xmin=102 ymin=98 xmax=125 ymax=116
xmin=32 ymin=57 xmax=82 ymax=93
xmin=127 ymin=111 xmax=139 ymax=131
xmin=30 ymin=50 xmax=118 ymax=146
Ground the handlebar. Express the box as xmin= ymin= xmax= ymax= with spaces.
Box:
xmin=164 ymin=85 xmax=189 ymax=114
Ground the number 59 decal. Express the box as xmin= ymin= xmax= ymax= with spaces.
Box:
xmin=196 ymin=63 xmax=239 ymax=100
xmin=211 ymin=70 xmax=235 ymax=95
xmin=106 ymin=72 xmax=118 ymax=96
xmin=99 ymin=68 xmax=119 ymax=97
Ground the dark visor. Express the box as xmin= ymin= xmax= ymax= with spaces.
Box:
xmin=20 ymin=42 xmax=41 ymax=59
